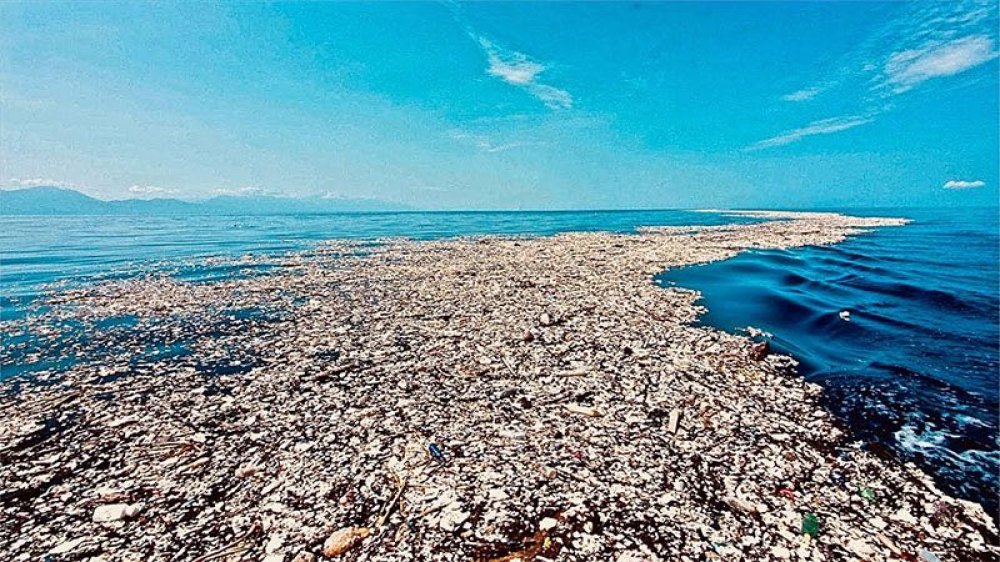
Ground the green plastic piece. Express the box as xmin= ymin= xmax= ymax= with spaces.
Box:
xmin=858 ymin=487 xmax=876 ymax=502
xmin=801 ymin=512 xmax=820 ymax=537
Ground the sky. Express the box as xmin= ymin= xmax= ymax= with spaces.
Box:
xmin=1 ymin=1 xmax=997 ymax=209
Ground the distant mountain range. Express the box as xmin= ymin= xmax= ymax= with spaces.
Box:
xmin=0 ymin=186 xmax=413 ymax=215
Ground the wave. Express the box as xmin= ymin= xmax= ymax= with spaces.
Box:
xmin=663 ymin=207 xmax=999 ymax=514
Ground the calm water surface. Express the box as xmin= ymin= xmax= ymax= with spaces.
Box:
xmin=1 ymin=210 xmax=752 ymax=304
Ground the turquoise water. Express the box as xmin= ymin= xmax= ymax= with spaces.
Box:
xmin=663 ymin=207 xmax=999 ymax=513
xmin=0 ymin=211 xmax=754 ymax=305
xmin=2 ymin=210 xmax=757 ymax=378
xmin=1 ymin=208 xmax=997 ymax=511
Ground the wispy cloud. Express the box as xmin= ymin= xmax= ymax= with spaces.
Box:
xmin=480 ymin=39 xmax=544 ymax=86
xmin=474 ymin=36 xmax=573 ymax=110
xmin=128 ymin=184 xmax=178 ymax=196
xmin=866 ymin=2 xmax=998 ymax=97
xmin=212 ymin=186 xmax=272 ymax=197
xmin=782 ymin=86 xmax=824 ymax=102
xmin=411 ymin=185 xmax=448 ymax=193
xmin=449 ymin=130 xmax=538 ymax=153
xmin=748 ymin=115 xmax=873 ymax=150
xmin=319 ymin=191 xmax=363 ymax=200
xmin=943 ymin=179 xmax=986 ymax=189
xmin=758 ymin=2 xmax=996 ymax=150
xmin=8 ymin=177 xmax=76 ymax=188
xmin=446 ymin=1 xmax=573 ymax=111
xmin=882 ymin=35 xmax=998 ymax=93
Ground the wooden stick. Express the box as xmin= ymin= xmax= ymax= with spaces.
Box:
xmin=377 ymin=470 xmax=407 ymax=528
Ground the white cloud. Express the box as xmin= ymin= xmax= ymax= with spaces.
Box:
xmin=449 ymin=130 xmax=535 ymax=153
xmin=769 ymin=2 xmax=996 ymax=135
xmin=408 ymin=185 xmax=449 ymax=193
xmin=128 ymin=184 xmax=178 ymax=196
xmin=529 ymin=84 xmax=573 ymax=110
xmin=475 ymin=36 xmax=573 ymax=110
xmin=782 ymin=86 xmax=823 ymax=102
xmin=943 ymin=179 xmax=986 ymax=189
xmin=212 ymin=186 xmax=271 ymax=197
xmin=748 ymin=115 xmax=873 ymax=150
xmin=319 ymin=191 xmax=357 ymax=200
xmin=884 ymin=35 xmax=998 ymax=93
xmin=479 ymin=141 xmax=527 ymax=153
xmin=8 ymin=177 xmax=76 ymax=188
xmin=480 ymin=38 xmax=544 ymax=85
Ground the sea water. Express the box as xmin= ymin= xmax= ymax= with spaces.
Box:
xmin=0 ymin=210 xmax=754 ymax=305
xmin=1 ymin=208 xmax=996 ymax=512
xmin=663 ymin=207 xmax=998 ymax=513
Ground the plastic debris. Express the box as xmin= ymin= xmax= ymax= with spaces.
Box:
xmin=667 ymin=409 xmax=681 ymax=433
xmin=858 ymin=487 xmax=877 ymax=502
xmin=321 ymin=527 xmax=370 ymax=557
xmin=876 ymin=533 xmax=901 ymax=556
xmin=829 ymin=469 xmax=847 ymax=486
xmin=564 ymin=403 xmax=602 ymax=417
xmin=1 ymin=212 xmax=994 ymax=560
xmin=749 ymin=341 xmax=770 ymax=361
xmin=428 ymin=442 xmax=446 ymax=463
xmin=801 ymin=512 xmax=820 ymax=537
xmin=919 ymin=549 xmax=943 ymax=562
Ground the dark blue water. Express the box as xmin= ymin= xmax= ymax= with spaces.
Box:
xmin=662 ymin=207 xmax=999 ymax=512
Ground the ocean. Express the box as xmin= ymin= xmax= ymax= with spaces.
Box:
xmin=0 ymin=210 xmax=756 ymax=305
xmin=663 ymin=207 xmax=998 ymax=514
xmin=1 ymin=208 xmax=996 ymax=513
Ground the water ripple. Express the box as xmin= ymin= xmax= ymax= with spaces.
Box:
xmin=663 ymin=207 xmax=999 ymax=514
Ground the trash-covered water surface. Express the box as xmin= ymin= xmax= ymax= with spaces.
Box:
xmin=661 ymin=207 xmax=999 ymax=516
xmin=2 ymin=211 xmax=762 ymax=384
xmin=0 ymin=210 xmax=763 ymax=305
xmin=2 ymin=210 xmax=762 ymax=384
xmin=0 ymin=212 xmax=996 ymax=562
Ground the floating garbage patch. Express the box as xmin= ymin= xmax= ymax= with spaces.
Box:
xmin=0 ymin=214 xmax=996 ymax=561
xmin=0 ymin=253 xmax=298 ymax=386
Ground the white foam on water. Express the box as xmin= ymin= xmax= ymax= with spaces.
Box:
xmin=895 ymin=422 xmax=949 ymax=453
xmin=895 ymin=421 xmax=1000 ymax=483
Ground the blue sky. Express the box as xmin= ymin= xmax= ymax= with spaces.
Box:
xmin=2 ymin=1 xmax=997 ymax=209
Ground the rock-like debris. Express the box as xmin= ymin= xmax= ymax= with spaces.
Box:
xmin=1 ymin=212 xmax=996 ymax=561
